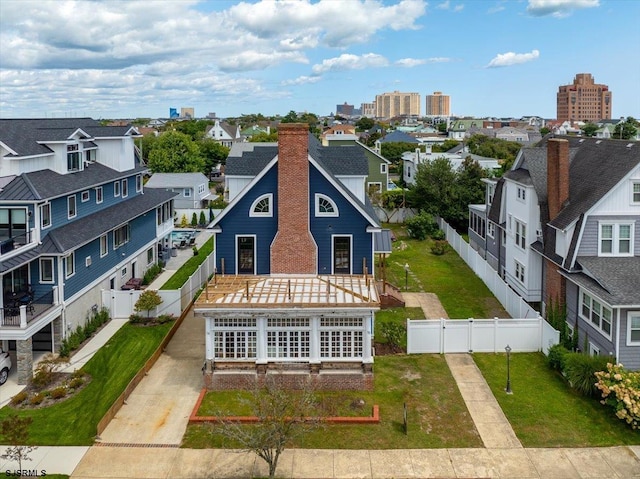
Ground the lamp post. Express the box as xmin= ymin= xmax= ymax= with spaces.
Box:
xmin=505 ymin=344 xmax=513 ymax=394
xmin=404 ymin=263 xmax=410 ymax=291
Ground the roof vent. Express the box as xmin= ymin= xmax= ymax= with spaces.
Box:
xmin=579 ymin=139 xmax=585 ymax=143
xmin=627 ymin=143 xmax=634 ymax=148
xmin=595 ymin=140 xmax=602 ymax=144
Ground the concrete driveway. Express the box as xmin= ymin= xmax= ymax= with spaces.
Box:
xmin=97 ymin=308 xmax=205 ymax=445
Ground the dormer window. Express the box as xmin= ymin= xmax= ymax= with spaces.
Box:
xmin=67 ymin=144 xmax=80 ymax=172
xmin=632 ymin=182 xmax=640 ymax=204
xmin=315 ymin=194 xmax=338 ymax=217
xmin=517 ymin=186 xmax=526 ymax=202
xmin=250 ymin=194 xmax=272 ymax=217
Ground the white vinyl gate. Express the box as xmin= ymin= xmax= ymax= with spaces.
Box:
xmin=407 ymin=317 xmax=559 ymax=354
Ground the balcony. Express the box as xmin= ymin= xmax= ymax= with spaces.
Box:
xmin=1 ymin=288 xmax=60 ymax=336
xmin=0 ymin=229 xmax=37 ymax=260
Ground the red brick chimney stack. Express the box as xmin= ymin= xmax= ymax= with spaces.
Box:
xmin=547 ymin=138 xmax=570 ymax=219
xmin=270 ymin=123 xmax=318 ymax=274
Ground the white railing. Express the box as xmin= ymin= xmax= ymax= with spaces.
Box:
xmin=407 ymin=317 xmax=559 ymax=354
xmin=438 ymin=218 xmax=539 ymax=319
xmin=101 ymin=252 xmax=215 ymax=319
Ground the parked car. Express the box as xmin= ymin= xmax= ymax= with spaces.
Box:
xmin=0 ymin=349 xmax=11 ymax=385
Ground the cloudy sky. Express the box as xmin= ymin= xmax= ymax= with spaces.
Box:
xmin=1 ymin=0 xmax=639 ymax=120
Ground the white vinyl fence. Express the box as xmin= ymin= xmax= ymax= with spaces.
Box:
xmin=438 ymin=218 xmax=539 ymax=319
xmin=407 ymin=317 xmax=559 ymax=354
xmin=101 ymin=252 xmax=215 ymax=319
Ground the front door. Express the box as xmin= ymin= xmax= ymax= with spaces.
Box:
xmin=333 ymin=236 xmax=351 ymax=274
xmin=237 ymin=236 xmax=255 ymax=274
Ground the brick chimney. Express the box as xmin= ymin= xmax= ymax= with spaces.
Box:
xmin=270 ymin=123 xmax=318 ymax=274
xmin=547 ymin=138 xmax=569 ymax=220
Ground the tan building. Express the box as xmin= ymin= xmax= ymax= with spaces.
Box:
xmin=374 ymin=91 xmax=420 ymax=119
xmin=425 ymin=91 xmax=450 ymax=116
xmin=180 ymin=107 xmax=195 ymax=119
xmin=557 ymin=73 xmax=612 ymax=122
xmin=361 ymin=102 xmax=375 ymax=117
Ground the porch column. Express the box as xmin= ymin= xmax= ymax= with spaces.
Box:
xmin=310 ymin=316 xmax=321 ymax=365
xmin=363 ymin=315 xmax=373 ymax=364
xmin=17 ymin=337 xmax=33 ymax=385
xmin=52 ymin=316 xmax=63 ymax=354
xmin=256 ymin=316 xmax=267 ymax=364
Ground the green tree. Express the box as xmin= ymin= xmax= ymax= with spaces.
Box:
xmin=199 ymin=138 xmax=230 ymax=170
xmin=432 ymin=139 xmax=459 ymax=152
xmin=581 ymin=122 xmax=599 ymax=137
xmin=364 ymin=131 xmax=382 ymax=147
xmin=281 ymin=110 xmax=299 ymax=123
xmin=134 ymin=290 xmax=163 ymax=319
xmin=540 ymin=126 xmax=550 ymax=136
xmin=1 ymin=415 xmax=36 ymax=472
xmin=437 ymin=122 xmax=448 ymax=134
xmin=147 ymin=131 xmax=205 ymax=173
xmin=613 ymin=117 xmax=639 ymax=140
xmin=380 ymin=142 xmax=420 ymax=169
xmin=139 ymin=133 xmax=158 ymax=162
xmin=456 ymin=156 xmax=488 ymax=212
xmin=408 ymin=156 xmax=458 ymax=224
xmin=250 ymin=131 xmax=279 ymax=142
xmin=355 ymin=117 xmax=375 ymax=131
xmin=466 ymin=134 xmax=521 ymax=174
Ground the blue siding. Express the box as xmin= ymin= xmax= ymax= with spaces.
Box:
xmin=577 ymin=215 xmax=640 ymax=257
xmin=215 ymin=166 xmax=279 ymax=274
xmin=309 ymin=164 xmax=374 ymax=274
xmin=63 ymin=210 xmax=157 ymax=298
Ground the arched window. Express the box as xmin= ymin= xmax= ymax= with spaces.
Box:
xmin=250 ymin=194 xmax=272 ymax=217
xmin=315 ymin=194 xmax=338 ymax=217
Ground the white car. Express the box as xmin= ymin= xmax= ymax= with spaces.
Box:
xmin=0 ymin=349 xmax=11 ymax=385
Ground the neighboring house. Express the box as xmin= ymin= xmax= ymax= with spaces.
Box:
xmin=145 ymin=172 xmax=211 ymax=209
xmin=240 ymin=124 xmax=271 ymax=140
xmin=379 ymin=130 xmax=419 ymax=144
xmin=0 ymin=118 xmax=176 ymax=383
xmin=321 ymin=124 xmax=357 ymax=145
xmin=323 ymin=138 xmax=391 ymax=195
xmin=402 ymin=145 xmax=500 ymax=186
xmin=472 ymin=136 xmax=640 ymax=369
xmin=204 ymin=119 xmax=242 ymax=148
xmin=194 ymin=123 xmax=385 ymax=389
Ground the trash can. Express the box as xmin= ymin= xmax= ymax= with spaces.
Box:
xmin=171 ymin=247 xmax=178 ymax=257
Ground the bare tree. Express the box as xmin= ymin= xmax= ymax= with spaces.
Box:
xmin=1 ymin=415 xmax=37 ymax=473
xmin=212 ymin=375 xmax=323 ymax=479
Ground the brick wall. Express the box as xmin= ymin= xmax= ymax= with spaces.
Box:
xmin=271 ymin=123 xmax=318 ymax=274
xmin=544 ymin=258 xmax=566 ymax=306
xmin=547 ymin=138 xmax=569 ymax=220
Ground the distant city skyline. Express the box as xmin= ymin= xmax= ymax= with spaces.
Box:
xmin=1 ymin=0 xmax=639 ymax=120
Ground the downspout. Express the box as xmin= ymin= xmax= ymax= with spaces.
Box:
xmin=615 ymin=308 xmax=620 ymax=361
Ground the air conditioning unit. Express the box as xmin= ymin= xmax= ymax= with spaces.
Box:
xmin=536 ymin=229 xmax=543 ymax=238
xmin=85 ymin=256 xmax=92 ymax=267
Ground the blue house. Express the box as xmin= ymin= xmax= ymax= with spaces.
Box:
xmin=194 ymin=124 xmax=384 ymax=389
xmin=0 ymin=118 xmax=176 ymax=383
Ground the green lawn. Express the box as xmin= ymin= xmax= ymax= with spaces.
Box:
xmin=161 ymin=236 xmax=214 ymax=290
xmin=0 ymin=322 xmax=172 ymax=445
xmin=381 ymin=224 xmax=508 ymax=319
xmin=474 ymin=352 xmax=640 ymax=447
xmin=375 ymin=307 xmax=423 ymax=350
xmin=182 ymin=354 xmax=483 ymax=449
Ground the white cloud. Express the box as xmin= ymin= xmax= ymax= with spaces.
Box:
xmin=281 ymin=76 xmax=323 ymax=86
xmin=312 ymin=53 xmax=389 ymax=74
xmin=486 ymin=49 xmax=540 ymax=68
xmin=488 ymin=5 xmax=506 ymax=14
xmin=527 ymin=0 xmax=599 ymax=18
xmin=436 ymin=0 xmax=463 ymax=12
xmin=454 ymin=4 xmax=464 ymax=12
xmin=396 ymin=58 xmax=427 ymax=67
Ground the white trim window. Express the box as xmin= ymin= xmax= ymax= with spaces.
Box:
xmin=515 ymin=219 xmax=526 ymax=249
xmin=599 ymin=222 xmax=634 ymax=256
xmin=100 ymin=234 xmax=108 ymax=257
xmin=487 ymin=222 xmax=496 ymax=239
xmin=136 ymin=174 xmax=142 ymax=193
xmin=121 ymin=179 xmax=128 ymax=198
xmin=212 ymin=318 xmax=258 ymax=360
xmin=65 ymin=252 xmax=75 ymax=279
xmin=249 ymin=193 xmax=272 ymax=217
xmin=39 ymin=258 xmax=54 ymax=283
xmin=40 ymin=203 xmax=51 ymax=229
xmin=67 ymin=195 xmax=77 ymax=219
xmin=67 ymin=144 xmax=80 ymax=172
xmin=183 ymin=188 xmax=191 ymax=198
xmin=147 ymin=247 xmax=154 ymax=265
xmin=266 ymin=318 xmax=311 ymax=359
xmin=315 ymin=194 xmax=338 ymax=217
xmin=632 ymin=181 xmax=640 ymax=204
xmin=380 ymin=163 xmax=387 ymax=174
xmin=114 ymin=181 xmax=120 ymax=197
xmin=113 ymin=224 xmax=130 ymax=249
xmin=81 ymin=190 xmax=90 ymax=202
xmin=515 ymin=260 xmax=525 ymax=284
xmin=319 ymin=317 xmax=364 ymax=358
xmin=580 ymin=291 xmax=612 ymax=337
xmin=517 ymin=186 xmax=526 ymax=202
xmin=628 ymin=313 xmax=640 ymax=345
xmin=96 ymin=186 xmax=103 ymax=204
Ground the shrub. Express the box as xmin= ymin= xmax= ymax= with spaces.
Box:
xmin=59 ymin=307 xmax=110 ymax=358
xmin=380 ymin=322 xmax=405 ymax=353
xmin=50 ymin=387 xmax=67 ymax=399
xmin=68 ymin=377 xmax=84 ymax=389
xmin=547 ymin=344 xmax=569 ymax=372
xmin=564 ymin=352 xmax=610 ymax=397
xmin=405 ymin=211 xmax=438 ymax=240
xmin=10 ymin=391 xmax=28 ymax=406
xmin=180 ymin=214 xmax=189 ymax=227
xmin=430 ymin=240 xmax=448 ymax=255
xmin=156 ymin=313 xmax=175 ymax=324
xmin=431 ymin=229 xmax=445 ymax=241
xmin=143 ymin=263 xmax=163 ymax=285
xmin=129 ymin=313 xmax=145 ymax=324
xmin=209 ymin=196 xmax=228 ymax=209
xmin=191 ymin=212 xmax=198 ymax=227
xmin=595 ymin=363 xmax=640 ymax=429
xmin=29 ymin=393 xmax=45 ymax=405
xmin=32 ymin=354 xmax=67 ymax=388
xmin=199 ymin=211 xmax=207 ymax=227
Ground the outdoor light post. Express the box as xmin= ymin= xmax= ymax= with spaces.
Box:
xmin=404 ymin=263 xmax=410 ymax=291
xmin=505 ymin=344 xmax=513 ymax=394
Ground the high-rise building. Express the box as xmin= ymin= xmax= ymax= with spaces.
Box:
xmin=425 ymin=91 xmax=450 ymax=116
xmin=557 ymin=73 xmax=612 ymax=122
xmin=336 ymin=102 xmax=354 ymax=117
xmin=361 ymin=102 xmax=375 ymax=117
xmin=374 ymin=91 xmax=420 ymax=119
xmin=180 ymin=107 xmax=195 ymax=119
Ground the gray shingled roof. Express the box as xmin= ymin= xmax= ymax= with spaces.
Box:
xmin=0 ymin=162 xmax=146 ymax=201
xmin=566 ymin=256 xmax=640 ymax=306
xmin=0 ymin=118 xmax=137 ymax=158
xmin=145 ymin=172 xmax=209 ymax=189
xmin=487 ymin=177 xmax=504 ymax=225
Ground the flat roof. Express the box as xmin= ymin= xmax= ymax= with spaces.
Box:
xmin=194 ymin=275 xmax=379 ymax=310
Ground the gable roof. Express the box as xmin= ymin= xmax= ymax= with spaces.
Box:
xmin=380 ymin=130 xmax=419 ymax=143
xmin=565 ymin=256 xmax=640 ymax=306
xmin=145 ymin=172 xmax=209 ymax=189
xmin=0 ymin=162 xmax=146 ymax=201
